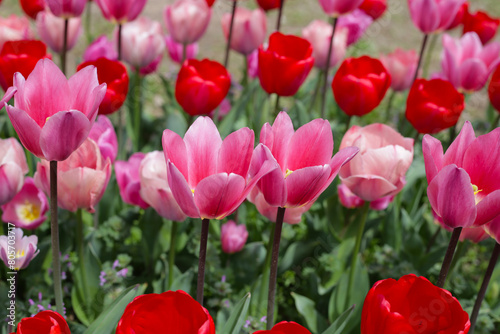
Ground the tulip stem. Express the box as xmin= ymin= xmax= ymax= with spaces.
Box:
xmin=85 ymin=1 xmax=92 ymax=44
xmin=117 ymin=23 xmax=124 ymax=160
xmin=76 ymin=209 xmax=90 ymax=311
xmin=197 ymin=218 xmax=210 ymax=305
xmin=320 ymin=17 xmax=338 ymax=119
xmin=384 ymin=90 xmax=396 ymax=123
xmin=345 ymin=115 xmax=352 ymax=130
xmin=469 ymin=242 xmax=500 ymax=333
xmin=258 ymin=223 xmax=275 ymax=317
xmin=266 ymin=207 xmax=286 ymax=330
xmin=182 ymin=43 xmax=187 ymax=64
xmin=276 ymin=0 xmax=285 ymax=31
xmin=133 ymin=70 xmax=143 ymax=151
xmin=436 ymin=227 xmax=462 ymax=288
xmin=117 ymin=24 xmax=123 ymax=61
xmin=224 ymin=0 xmax=238 ymax=68
xmin=422 ymin=34 xmax=438 ymax=78
xmin=60 ymin=19 xmax=69 ymax=76
xmin=413 ymin=34 xmax=429 ymax=83
xmin=168 ymin=221 xmax=178 ymax=289
xmin=50 ymin=161 xmax=64 ymax=315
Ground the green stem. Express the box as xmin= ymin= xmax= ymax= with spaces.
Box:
xmin=168 ymin=221 xmax=177 ymax=289
xmin=320 ymin=17 xmax=338 ymax=119
xmin=85 ymin=1 xmax=92 ymax=44
xmin=384 ymin=90 xmax=396 ymax=123
xmin=224 ymin=0 xmax=238 ymax=68
xmin=309 ymin=71 xmax=323 ymax=115
xmin=275 ymin=94 xmax=281 ymax=115
xmin=436 ymin=227 xmax=462 ymax=288
xmin=50 ymin=161 xmax=64 ymax=315
xmin=489 ymin=113 xmax=500 ymax=132
xmin=345 ymin=115 xmax=352 ymax=131
xmin=60 ymin=19 xmax=69 ymax=75
xmin=257 ymin=222 xmax=276 ymax=316
xmin=197 ymin=219 xmax=210 ymax=305
xmin=134 ymin=70 xmax=143 ymax=152
xmin=422 ymin=34 xmax=438 ymax=78
xmin=76 ymin=209 xmax=90 ymax=309
xmin=117 ymin=23 xmax=124 ymax=160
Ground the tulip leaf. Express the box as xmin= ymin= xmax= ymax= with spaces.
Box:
xmin=321 ymin=305 xmax=355 ymax=334
xmin=291 ymin=292 xmax=328 ymax=333
xmin=219 ymin=80 xmax=258 ymax=137
xmin=220 ymin=292 xmax=251 ymax=334
xmin=170 ymin=269 xmax=194 ymax=294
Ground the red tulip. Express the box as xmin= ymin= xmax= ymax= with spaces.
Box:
xmin=361 ymin=274 xmax=470 ymax=334
xmin=406 ymin=79 xmax=464 ymax=134
xmin=175 ymin=59 xmax=231 ymax=116
xmin=488 ymin=64 xmax=500 ymax=112
xmin=16 ymin=310 xmax=70 ymax=334
xmin=463 ymin=9 xmax=500 ymax=45
xmin=116 ymin=290 xmax=216 ymax=333
xmin=258 ymin=32 xmax=314 ymax=97
xmin=256 ymin=0 xmax=281 ymax=11
xmin=254 ymin=321 xmax=311 ymax=333
xmin=205 ymin=0 xmax=215 ymax=7
xmin=19 ymin=0 xmax=46 ymax=20
xmin=359 ymin=0 xmax=387 ymax=20
xmin=77 ymin=58 xmax=129 ymax=115
xmin=332 ymin=56 xmax=391 ymax=116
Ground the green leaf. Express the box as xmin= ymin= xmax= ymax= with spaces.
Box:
xmin=321 ymin=305 xmax=355 ymax=334
xmin=292 ymin=292 xmax=328 ymax=333
xmin=220 ymin=293 xmax=251 ymax=334
xmin=170 ymin=269 xmax=194 ymax=294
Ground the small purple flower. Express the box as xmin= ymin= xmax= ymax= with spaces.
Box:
xmin=99 ymin=271 xmax=107 ymax=286
xmin=116 ymin=268 xmax=128 ymax=278
xmin=260 ymin=316 xmax=267 ymax=323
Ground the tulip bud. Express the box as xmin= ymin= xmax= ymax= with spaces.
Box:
xmin=380 ymin=48 xmax=418 ymax=92
xmin=164 ymin=0 xmax=211 ymax=45
xmin=36 ymin=10 xmax=82 ymax=53
xmin=221 ymin=220 xmax=248 ymax=254
xmin=302 ymin=20 xmax=347 ymax=70
xmin=83 ymin=35 xmax=118 ymax=62
xmin=221 ymin=8 xmax=267 ymax=56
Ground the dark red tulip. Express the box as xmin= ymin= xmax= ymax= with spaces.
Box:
xmin=116 ymin=290 xmax=216 ymax=334
xmin=175 ymin=58 xmax=231 ymax=116
xmin=19 ymin=0 xmax=45 ymax=20
xmin=332 ymin=56 xmax=391 ymax=117
xmin=16 ymin=310 xmax=70 ymax=334
xmin=256 ymin=0 xmax=281 ymax=11
xmin=205 ymin=0 xmax=215 ymax=7
xmin=446 ymin=2 xmax=468 ymax=30
xmin=0 ymin=40 xmax=50 ymax=91
xmin=406 ymin=79 xmax=465 ymax=134
xmin=489 ymin=65 xmax=500 ymax=112
xmin=463 ymin=9 xmax=500 ymax=44
xmin=258 ymin=32 xmax=314 ymax=97
xmin=254 ymin=321 xmax=311 ymax=333
xmin=77 ymin=58 xmax=129 ymax=115
xmin=359 ymin=0 xmax=387 ymax=20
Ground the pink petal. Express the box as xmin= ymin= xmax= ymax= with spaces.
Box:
xmin=458 ymin=59 xmax=488 ymax=91
xmin=422 ymin=134 xmax=444 ymax=184
xmin=409 ymin=0 xmax=440 ymax=33
xmin=443 ymin=121 xmax=475 ymax=167
xmin=167 ymin=161 xmax=200 ymax=218
xmin=162 ymin=129 xmax=189 ymax=180
xmin=475 ymin=190 xmax=500 ymax=227
xmin=58 ymin=168 xmax=107 ymax=212
xmin=285 ymin=165 xmax=331 ymax=207
xmin=0 ymin=163 xmax=24 ymax=205
xmin=6 ymin=105 xmax=43 ymax=158
xmin=250 ymin=144 xmax=286 ymax=207
xmin=217 ymin=127 xmax=254 ymax=177
xmin=260 ymin=112 xmax=295 ymax=172
xmin=341 ymin=175 xmax=397 ymax=202
xmin=147 ymin=188 xmax=186 ymax=222
xmin=69 ymin=65 xmax=106 ymax=119
xmin=1 ymin=86 xmax=17 ymax=107
xmin=485 ymin=216 xmax=500 ymax=244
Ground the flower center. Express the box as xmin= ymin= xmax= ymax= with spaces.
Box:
xmin=285 ymin=169 xmax=293 ymax=178
xmin=17 ymin=201 xmax=40 ymax=222
xmin=472 ymin=184 xmax=483 ymax=205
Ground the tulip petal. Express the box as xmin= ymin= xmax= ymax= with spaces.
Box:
xmin=6 ymin=105 xmax=43 ymax=158
xmin=0 ymin=86 xmax=17 ymax=107
xmin=217 ymin=127 xmax=254 ymax=177
xmin=475 ymin=190 xmax=500 ymax=227
xmin=443 ymin=121 xmax=475 ymax=167
xmin=422 ymin=134 xmax=444 ymax=184
xmin=167 ymin=161 xmax=200 ymax=218
xmin=341 ymin=175 xmax=397 ymax=202
xmin=162 ymin=129 xmax=189 ymax=180
xmin=0 ymin=163 xmax=24 ymax=205
xmin=58 ymin=168 xmax=107 ymax=212
xmin=250 ymin=144 xmax=286 ymax=207
xmin=69 ymin=65 xmax=107 ymax=120
xmin=261 ymin=112 xmax=294 ymax=172
xmin=285 ymin=165 xmax=331 ymax=208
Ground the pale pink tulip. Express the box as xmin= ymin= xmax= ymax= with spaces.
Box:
xmin=0 ymin=228 xmax=39 ymax=270
xmin=318 ymin=0 xmax=364 ymax=17
xmin=34 ymin=138 xmax=111 ymax=212
xmin=302 ymin=20 xmax=347 ymax=70
xmin=337 ymin=9 xmax=373 ymax=46
xmin=337 ymin=183 xmax=394 ymax=210
xmin=88 ymin=115 xmax=118 ymax=163
xmin=0 ymin=59 xmax=106 ymax=161
xmin=46 ymin=0 xmax=87 ymax=18
xmin=440 ymin=32 xmax=500 ymax=92
xmin=380 ymin=49 xmax=419 ymax=92
xmin=0 ymin=15 xmax=33 ymax=51
xmin=221 ymin=220 xmax=248 ymax=254
xmin=163 ymin=117 xmax=278 ymax=220
xmin=139 ymin=151 xmax=186 ymax=221
xmin=164 ymin=0 xmax=211 ymax=45
xmin=115 ymin=152 xmax=149 ymax=209
xmin=423 ymin=121 xmax=500 ymax=229
xmin=221 ymin=7 xmax=267 ymax=56
xmin=0 ymin=138 xmax=28 ymax=205
xmin=36 ymin=10 xmax=82 ymax=53
xmin=1 ymin=177 xmax=48 ymax=229
xmin=339 ymin=123 xmax=414 ymax=202
xmin=83 ymin=35 xmax=118 ymax=62
xmin=95 ymin=0 xmax=147 ymax=23
xmin=408 ymin=0 xmax=466 ymax=34
xmin=165 ymin=35 xmax=198 ymax=64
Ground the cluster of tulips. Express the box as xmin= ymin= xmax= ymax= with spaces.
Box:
xmin=0 ymin=0 xmax=500 ymax=333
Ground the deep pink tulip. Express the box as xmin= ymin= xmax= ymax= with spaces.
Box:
xmin=380 ymin=49 xmax=419 ymax=92
xmin=408 ymin=0 xmax=466 ymax=34
xmin=164 ymin=0 xmax=211 ymax=45
xmin=165 ymin=35 xmax=198 ymax=64
xmin=339 ymin=123 xmax=414 ymax=202
xmin=88 ymin=115 xmax=118 ymax=163
xmin=337 ymin=9 xmax=373 ymax=46
xmin=247 ymin=49 xmax=259 ymax=79
xmin=46 ymin=0 xmax=87 ymax=18
xmin=440 ymin=32 xmax=500 ymax=93
xmin=163 ymin=117 xmax=278 ymax=220
xmin=221 ymin=7 xmax=267 ymax=56
xmin=221 ymin=220 xmax=248 ymax=254
xmin=139 ymin=151 xmax=186 ymax=221
xmin=250 ymin=112 xmax=359 ymax=209
xmin=0 ymin=15 xmax=33 ymax=51
xmin=115 ymin=152 xmax=149 ymax=209
xmin=318 ymin=0 xmax=364 ymax=17
xmin=423 ymin=121 xmax=500 ymax=229
xmin=0 ymin=138 xmax=28 ymax=206
xmin=460 ymin=226 xmax=489 ymax=243
xmin=1 ymin=177 xmax=48 ymax=229
xmin=36 ymin=10 xmax=82 ymax=53
xmin=485 ymin=216 xmax=500 ymax=244
xmin=0 ymin=59 xmax=106 ymax=161
xmin=0 ymin=228 xmax=39 ymax=270
xmin=94 ymin=0 xmax=147 ymax=23
xmin=302 ymin=20 xmax=348 ymax=70
xmin=337 ymin=183 xmax=394 ymax=210
xmin=83 ymin=35 xmax=118 ymax=62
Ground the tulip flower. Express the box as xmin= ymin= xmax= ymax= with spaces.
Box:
xmin=380 ymin=49 xmax=418 ymax=92
xmin=221 ymin=8 xmax=267 ymax=56
xmin=361 ymin=274 xmax=470 ymax=334
xmin=408 ymin=0 xmax=466 ymax=34
xmin=337 ymin=184 xmax=394 ymax=210
xmin=46 ymin=0 xmax=87 ymax=18
xmin=446 ymin=1 xmax=468 ymax=30
xmin=247 ymin=49 xmax=259 ymax=79
xmin=15 ymin=310 xmax=70 ymax=334
xmin=139 ymin=151 xmax=186 ymax=221
xmin=165 ymin=36 xmax=198 ymax=64
xmin=336 ymin=9 xmax=373 ymax=46
xmin=460 ymin=226 xmax=489 ymax=243
xmin=258 ymin=32 xmax=314 ymax=97
xmin=0 ymin=138 xmax=28 ymax=206
xmin=77 ymin=58 xmax=129 ymax=115
xmin=2 ymin=178 xmax=48 ymax=229
xmin=339 ymin=123 xmax=414 ymax=202
xmin=440 ymin=32 xmax=500 ymax=92
xmin=0 ymin=15 xmax=32 ymax=50
xmin=406 ymin=79 xmax=464 ymax=134
xmin=116 ymin=290 xmax=216 ymax=333
xmin=463 ymin=9 xmax=500 ymax=44
xmin=359 ymin=0 xmax=387 ymax=20
xmin=205 ymin=0 xmax=215 ymax=7
xmin=332 ymin=56 xmax=391 ymax=116
xmin=20 ymin=0 xmax=46 ymax=20
xmin=489 ymin=64 xmax=500 ymax=112
xmin=254 ymin=321 xmax=311 ymax=334
xmin=82 ymin=35 xmax=118 ymax=62
xmin=318 ymin=0 xmax=364 ymax=17
xmin=35 ymin=138 xmax=111 ymax=212
xmin=302 ymin=20 xmax=348 ymax=70
xmin=175 ymin=59 xmax=231 ymax=116
xmin=164 ymin=0 xmax=212 ymax=45
xmin=256 ymin=0 xmax=281 ymax=11
xmin=221 ymin=220 xmax=248 ymax=254
xmin=36 ymin=10 xmax=82 ymax=53
xmin=88 ymin=115 xmax=118 ymax=163
xmin=94 ymin=0 xmax=147 ymax=23
xmin=115 ymin=152 xmax=149 ymax=209
xmin=0 ymin=228 xmax=39 ymax=270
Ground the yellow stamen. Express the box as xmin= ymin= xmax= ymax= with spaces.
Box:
xmin=285 ymin=169 xmax=293 ymax=178
xmin=17 ymin=201 xmax=40 ymax=222
xmin=16 ymin=250 xmax=25 ymax=258
xmin=472 ymin=184 xmax=482 ymax=196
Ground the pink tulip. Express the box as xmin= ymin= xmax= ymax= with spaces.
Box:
xmin=164 ymin=0 xmax=211 ymax=45
xmin=339 ymin=123 xmax=414 ymax=202
xmin=34 ymin=138 xmax=111 ymax=212
xmin=0 ymin=15 xmax=33 ymax=51
xmin=94 ymin=0 xmax=147 ymax=23
xmin=318 ymin=0 xmax=364 ymax=17
xmin=36 ymin=10 xmax=82 ymax=53
xmin=0 ymin=59 xmax=106 ymax=161
xmin=165 ymin=35 xmax=198 ymax=64
xmin=88 ymin=115 xmax=118 ymax=163
xmin=250 ymin=112 xmax=359 ymax=209
xmin=0 ymin=138 xmax=28 ymax=205
xmin=485 ymin=216 xmax=500 ymax=244
xmin=221 ymin=7 xmax=267 ymax=56
xmin=423 ymin=121 xmax=500 ymax=229
xmin=115 ymin=152 xmax=149 ymax=209
xmin=337 ymin=183 xmax=394 ymax=210
xmin=302 ymin=20 xmax=348 ymax=70
xmin=408 ymin=0 xmax=467 ymax=34
xmin=46 ymin=0 xmax=87 ymax=18
xmin=337 ymin=9 xmax=373 ymax=46
xmin=221 ymin=220 xmax=248 ymax=254
xmin=1 ymin=177 xmax=48 ymax=229
xmin=247 ymin=49 xmax=259 ymax=79
xmin=440 ymin=32 xmax=500 ymax=92
xmin=163 ymin=117 xmax=278 ymax=220
xmin=139 ymin=54 xmax=163 ymax=76
xmin=83 ymin=35 xmax=118 ymax=62
xmin=139 ymin=151 xmax=186 ymax=221
xmin=0 ymin=228 xmax=39 ymax=270
xmin=380 ymin=49 xmax=419 ymax=92
xmin=460 ymin=226 xmax=488 ymax=243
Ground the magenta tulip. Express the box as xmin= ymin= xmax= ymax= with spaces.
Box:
xmin=83 ymin=35 xmax=118 ymax=62
xmin=165 ymin=36 xmax=198 ymax=64
xmin=115 ymin=152 xmax=150 ymax=209
xmin=36 ymin=10 xmax=82 ymax=53
xmin=221 ymin=7 xmax=267 ymax=56
xmin=94 ymin=0 xmax=147 ymax=23
xmin=164 ymin=0 xmax=211 ymax=45
xmin=0 ymin=15 xmax=33 ymax=51
xmin=221 ymin=220 xmax=248 ymax=254
xmin=380 ymin=49 xmax=419 ymax=92
xmin=0 ymin=138 xmax=28 ymax=206
xmin=302 ymin=20 xmax=348 ymax=70
xmin=408 ymin=0 xmax=467 ymax=34
xmin=337 ymin=9 xmax=373 ymax=46
xmin=0 ymin=228 xmax=39 ymax=270
xmin=46 ymin=0 xmax=87 ymax=18
xmin=459 ymin=226 xmax=488 ymax=243
xmin=88 ymin=115 xmax=118 ymax=163
xmin=318 ymin=0 xmax=364 ymax=17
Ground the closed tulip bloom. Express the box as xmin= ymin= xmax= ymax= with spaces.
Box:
xmin=336 ymin=9 xmax=373 ymax=46
xmin=332 ymin=56 xmax=391 ymax=116
xmin=88 ymin=115 xmax=118 ymax=163
xmin=0 ymin=15 xmax=32 ymax=50
xmin=408 ymin=0 xmax=466 ymax=34
xmin=20 ymin=0 xmax=46 ymax=20
xmin=254 ymin=321 xmax=311 ymax=334
xmin=115 ymin=152 xmax=149 ymax=209
xmin=423 ymin=121 xmax=500 ymax=229
xmin=221 ymin=220 xmax=248 ymax=254
xmin=83 ymin=35 xmax=118 ymax=62
xmin=489 ymin=65 xmax=500 ymax=112
xmin=222 ymin=8 xmax=267 ymax=56
xmin=359 ymin=0 xmax=387 ymax=20
xmin=164 ymin=0 xmax=211 ymax=45
xmin=0 ymin=138 xmax=28 ymax=206
xmin=0 ymin=228 xmax=39 ymax=270
xmin=337 ymin=183 xmax=394 ymax=210
xmin=94 ymin=0 xmax=147 ymax=23
xmin=139 ymin=151 xmax=186 ymax=221
xmin=256 ymin=0 xmax=281 ymax=11
xmin=302 ymin=20 xmax=348 ymax=70
xmin=380 ymin=49 xmax=418 ymax=92
xmin=165 ymin=35 xmax=198 ymax=64
xmin=319 ymin=0 xmax=363 ymax=17
xmin=15 ymin=310 xmax=70 ymax=334
xmin=463 ymin=9 xmax=500 ymax=44
xmin=46 ymin=0 xmax=87 ymax=18
xmin=117 ymin=290 xmax=215 ymax=333
xmin=2 ymin=178 xmax=48 ymax=229
xmin=258 ymin=32 xmax=314 ymax=96
xmin=175 ymin=59 xmax=231 ymax=116
xmin=361 ymin=274 xmax=470 ymax=334
xmin=36 ymin=10 xmax=82 ymax=53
